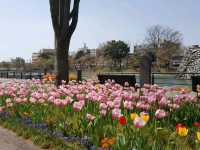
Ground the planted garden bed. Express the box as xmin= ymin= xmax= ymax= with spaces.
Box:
xmin=0 ymin=79 xmax=200 ymax=149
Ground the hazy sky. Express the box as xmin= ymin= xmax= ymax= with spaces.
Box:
xmin=0 ymin=0 xmax=200 ymax=61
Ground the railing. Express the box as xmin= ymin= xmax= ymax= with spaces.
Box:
xmin=151 ymin=72 xmax=200 ymax=87
xmin=98 ymin=72 xmax=139 ymax=75
xmin=97 ymin=72 xmax=200 ymax=87
xmin=0 ymin=71 xmax=43 ymax=79
xmin=1 ymin=70 xmax=200 ymax=88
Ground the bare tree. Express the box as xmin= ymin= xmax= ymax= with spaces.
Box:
xmin=49 ymin=0 xmax=80 ymax=85
xmin=145 ymin=25 xmax=182 ymax=49
xmin=146 ymin=25 xmax=164 ymax=49
xmin=145 ymin=25 xmax=183 ymax=70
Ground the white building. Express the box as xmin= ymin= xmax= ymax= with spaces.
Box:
xmin=32 ymin=53 xmax=40 ymax=65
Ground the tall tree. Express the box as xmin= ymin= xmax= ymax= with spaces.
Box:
xmin=145 ymin=25 xmax=182 ymax=70
xmin=75 ymin=50 xmax=85 ymax=60
xmin=37 ymin=53 xmax=55 ymax=74
xmin=49 ymin=0 xmax=80 ymax=85
xmin=11 ymin=57 xmax=25 ymax=70
xmin=103 ymin=40 xmax=130 ymax=69
xmin=145 ymin=25 xmax=182 ymax=49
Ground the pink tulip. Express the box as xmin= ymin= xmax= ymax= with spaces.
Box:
xmin=113 ymin=100 xmax=121 ymax=108
xmin=186 ymin=94 xmax=197 ymax=102
xmin=73 ymin=102 xmax=84 ymax=111
xmin=123 ymin=101 xmax=133 ymax=110
xmin=124 ymin=82 xmax=129 ymax=87
xmin=155 ymin=109 xmax=168 ymax=119
xmin=107 ymin=101 xmax=114 ymax=108
xmin=143 ymin=84 xmax=151 ymax=89
xmin=76 ymin=94 xmax=85 ymax=101
xmin=168 ymin=103 xmax=180 ymax=109
xmin=133 ymin=117 xmax=146 ymax=128
xmin=159 ymin=96 xmax=169 ymax=106
xmin=99 ymin=103 xmax=108 ymax=110
xmin=53 ymin=99 xmax=62 ymax=107
xmin=63 ymin=97 xmax=73 ymax=105
xmin=112 ymin=108 xmax=122 ymax=119
xmin=86 ymin=113 xmax=96 ymax=121
xmin=147 ymin=95 xmax=156 ymax=104
xmin=38 ymin=99 xmax=45 ymax=103
xmin=100 ymin=109 xmax=107 ymax=116
xmin=29 ymin=97 xmax=37 ymax=103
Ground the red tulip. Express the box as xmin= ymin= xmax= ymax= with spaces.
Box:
xmin=119 ymin=116 xmax=127 ymax=125
xmin=176 ymin=123 xmax=184 ymax=130
xmin=193 ymin=122 xmax=200 ymax=127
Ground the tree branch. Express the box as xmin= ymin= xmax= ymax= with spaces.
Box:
xmin=68 ymin=0 xmax=80 ymax=38
xmin=61 ymin=0 xmax=80 ymax=41
xmin=49 ymin=0 xmax=60 ymax=36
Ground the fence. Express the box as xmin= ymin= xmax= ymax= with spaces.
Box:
xmin=0 ymin=70 xmax=82 ymax=81
xmin=151 ymin=72 xmax=200 ymax=87
xmin=1 ymin=70 xmax=200 ymax=89
xmin=0 ymin=71 xmax=43 ymax=79
xmin=94 ymin=72 xmax=200 ymax=88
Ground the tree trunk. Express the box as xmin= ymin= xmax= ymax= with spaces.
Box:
xmin=50 ymin=0 xmax=80 ymax=86
xmin=56 ymin=38 xmax=70 ymax=85
xmin=119 ymin=59 xmax=122 ymax=69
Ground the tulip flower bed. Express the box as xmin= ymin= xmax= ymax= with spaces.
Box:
xmin=0 ymin=79 xmax=200 ymax=149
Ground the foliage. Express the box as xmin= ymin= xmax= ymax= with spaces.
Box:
xmin=36 ymin=53 xmax=55 ymax=72
xmin=103 ymin=40 xmax=130 ymax=68
xmin=75 ymin=50 xmax=86 ymax=60
xmin=11 ymin=57 xmax=26 ymax=70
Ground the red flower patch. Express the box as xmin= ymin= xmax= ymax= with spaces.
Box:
xmin=193 ymin=122 xmax=200 ymax=127
xmin=176 ymin=123 xmax=184 ymax=131
xmin=119 ymin=116 xmax=127 ymax=125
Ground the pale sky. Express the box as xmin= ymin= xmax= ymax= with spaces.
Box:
xmin=0 ymin=0 xmax=200 ymax=62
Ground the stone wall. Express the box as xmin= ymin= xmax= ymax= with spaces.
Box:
xmin=178 ymin=46 xmax=200 ymax=79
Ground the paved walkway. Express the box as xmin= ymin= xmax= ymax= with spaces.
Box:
xmin=0 ymin=126 xmax=41 ymax=150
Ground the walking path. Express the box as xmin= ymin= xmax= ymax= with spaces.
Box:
xmin=0 ymin=126 xmax=41 ymax=150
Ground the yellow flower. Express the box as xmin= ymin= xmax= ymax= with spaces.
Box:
xmin=130 ymin=113 xmax=138 ymax=120
xmin=197 ymin=132 xmax=200 ymax=141
xmin=141 ymin=114 xmax=150 ymax=123
xmin=177 ymin=127 xmax=188 ymax=137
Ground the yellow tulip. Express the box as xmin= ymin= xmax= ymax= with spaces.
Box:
xmin=197 ymin=132 xmax=200 ymax=141
xmin=177 ymin=127 xmax=188 ymax=137
xmin=130 ymin=113 xmax=138 ymax=120
xmin=141 ymin=114 xmax=150 ymax=123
